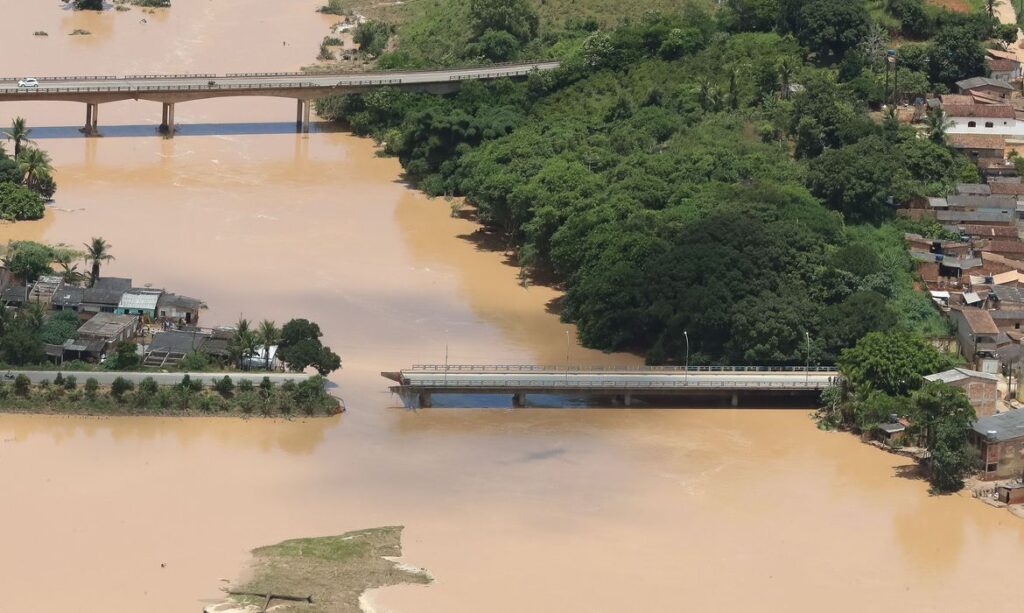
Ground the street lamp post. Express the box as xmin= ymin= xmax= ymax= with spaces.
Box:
xmin=684 ymin=330 xmax=690 ymax=385
xmin=805 ymin=331 xmax=811 ymax=386
xmin=565 ymin=330 xmax=570 ymax=384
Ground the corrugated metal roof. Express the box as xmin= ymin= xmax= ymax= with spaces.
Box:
xmin=925 ymin=367 xmax=999 ymax=384
xmin=118 ymin=291 xmax=161 ymax=311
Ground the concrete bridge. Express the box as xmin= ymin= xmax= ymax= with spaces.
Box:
xmin=383 ymin=364 xmax=838 ymax=408
xmin=0 ymin=60 xmax=560 ymax=136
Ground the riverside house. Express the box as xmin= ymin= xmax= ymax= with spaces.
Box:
xmin=924 ymin=368 xmax=1000 ymax=417
xmin=972 ymin=410 xmax=1024 ymax=480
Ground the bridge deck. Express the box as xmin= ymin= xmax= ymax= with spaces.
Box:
xmin=385 ymin=366 xmax=838 ymax=407
xmin=0 ymin=61 xmax=560 ymax=100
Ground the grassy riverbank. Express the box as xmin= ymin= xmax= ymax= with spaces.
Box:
xmin=209 ymin=527 xmax=431 ymax=613
xmin=0 ymin=374 xmax=341 ymax=417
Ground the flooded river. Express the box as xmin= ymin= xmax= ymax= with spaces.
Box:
xmin=1 ymin=2 xmax=1024 ymax=611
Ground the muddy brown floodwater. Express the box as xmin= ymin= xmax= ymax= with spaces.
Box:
xmin=1 ymin=2 xmax=1023 ymax=612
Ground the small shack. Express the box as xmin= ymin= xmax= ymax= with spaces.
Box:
xmin=76 ymin=312 xmax=139 ymax=351
xmin=997 ymin=483 xmax=1024 ymax=504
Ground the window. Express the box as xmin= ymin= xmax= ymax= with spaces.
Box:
xmin=985 ymin=122 xmax=994 ymax=128
xmin=987 ymin=462 xmax=998 ymax=472
xmin=968 ymin=121 xmax=977 ymax=127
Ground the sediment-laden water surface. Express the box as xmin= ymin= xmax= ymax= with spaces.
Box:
xmin=1 ymin=2 xmax=1024 ymax=612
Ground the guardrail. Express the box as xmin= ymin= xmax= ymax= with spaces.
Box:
xmin=407 ymin=364 xmax=837 ymax=373
xmin=400 ymin=379 xmax=830 ymax=390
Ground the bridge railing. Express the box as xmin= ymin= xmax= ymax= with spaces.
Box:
xmin=399 ymin=379 xmax=831 ymax=390
xmin=407 ymin=364 xmax=836 ymax=373
xmin=0 ymin=78 xmax=428 ymax=95
xmin=1 ymin=60 xmax=561 ymax=86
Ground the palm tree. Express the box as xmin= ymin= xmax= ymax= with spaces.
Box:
xmin=256 ymin=319 xmax=280 ymax=370
xmin=17 ymin=147 xmax=52 ymax=192
xmin=229 ymin=317 xmax=258 ymax=370
xmin=83 ymin=237 xmax=114 ymax=287
xmin=925 ymin=107 xmax=953 ymax=145
xmin=777 ymin=58 xmax=795 ymax=100
xmin=4 ymin=117 xmax=31 ymax=157
xmin=52 ymin=250 xmax=87 ymax=285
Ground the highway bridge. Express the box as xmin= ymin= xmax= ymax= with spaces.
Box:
xmin=0 ymin=60 xmax=560 ymax=135
xmin=383 ymin=364 xmax=838 ymax=408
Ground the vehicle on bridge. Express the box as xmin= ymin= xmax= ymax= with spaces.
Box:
xmin=17 ymin=77 xmax=38 ymax=88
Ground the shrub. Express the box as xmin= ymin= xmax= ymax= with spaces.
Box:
xmin=54 ymin=372 xmax=64 ymax=386
xmin=237 ymin=378 xmax=254 ymax=393
xmin=197 ymin=393 xmax=215 ymax=412
xmin=33 ymin=31 xmax=48 ymax=36
xmin=110 ymin=376 xmax=134 ymax=400
xmin=14 ymin=374 xmax=31 ymax=397
xmin=155 ymin=388 xmax=175 ymax=409
xmin=84 ymin=378 xmax=99 ymax=400
xmin=213 ymin=375 xmax=234 ymax=398
xmin=179 ymin=351 xmax=211 ymax=371
xmin=179 ymin=374 xmax=202 ymax=392
xmin=259 ymin=376 xmax=273 ymax=398
xmin=63 ymin=374 xmax=77 ymax=390
xmin=37 ymin=379 xmax=50 ymax=389
xmin=236 ymin=390 xmax=258 ymax=414
xmin=0 ymin=382 xmax=9 ymax=399
xmin=139 ymin=377 xmax=159 ymax=397
xmin=0 ymin=183 xmax=45 ymax=221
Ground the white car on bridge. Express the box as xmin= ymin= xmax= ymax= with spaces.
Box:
xmin=17 ymin=78 xmax=39 ymax=88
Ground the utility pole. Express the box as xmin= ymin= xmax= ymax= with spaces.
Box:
xmin=444 ymin=343 xmax=448 ymax=386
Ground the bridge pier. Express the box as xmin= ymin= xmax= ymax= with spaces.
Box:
xmin=417 ymin=392 xmax=432 ymax=408
xmin=512 ymin=392 xmax=525 ymax=407
xmin=731 ymin=393 xmax=739 ymax=407
xmin=82 ymin=103 xmax=99 ymax=136
xmin=296 ymin=99 xmax=311 ymax=132
xmin=623 ymin=392 xmax=633 ymax=407
xmin=159 ymin=102 xmax=176 ymax=136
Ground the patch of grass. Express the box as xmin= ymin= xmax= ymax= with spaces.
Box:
xmin=33 ymin=30 xmax=48 ymax=36
xmin=225 ymin=527 xmax=431 ymax=613
xmin=69 ymin=29 xmax=91 ymax=36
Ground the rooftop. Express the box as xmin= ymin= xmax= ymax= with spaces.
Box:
xmin=984 ymin=240 xmax=1024 ymax=254
xmin=986 ymin=48 xmax=1020 ymax=62
xmin=52 ymin=286 xmax=84 ymax=308
xmin=957 ymin=224 xmax=1018 ymax=238
xmin=987 ymin=59 xmax=1017 ymax=72
xmin=956 ymin=183 xmax=992 ymax=195
xmin=990 ymin=181 xmax=1024 ymax=195
xmin=118 ymin=289 xmax=162 ymax=311
xmin=93 ymin=277 xmax=132 ymax=292
xmin=959 ymin=307 xmax=1000 ymax=334
xmin=944 ymin=104 xmax=1015 ymax=118
xmin=924 ymin=367 xmax=999 ymax=384
xmin=974 ymin=410 xmax=1024 ymax=442
xmin=992 ymin=284 xmax=1024 ymax=303
xmin=947 ymin=194 xmax=1018 ymax=209
xmin=936 ymin=209 xmax=1014 ymax=223
xmin=956 ymin=76 xmax=1015 ymax=91
xmin=947 ymin=133 xmax=1009 ymax=149
xmin=148 ymin=330 xmax=210 ymax=355
xmin=76 ymin=312 xmax=138 ymax=340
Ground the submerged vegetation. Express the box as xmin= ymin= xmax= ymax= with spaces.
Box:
xmin=222 ymin=527 xmax=430 ymax=613
xmin=0 ymin=373 xmax=341 ymax=417
xmin=317 ymin=0 xmax=991 ymax=365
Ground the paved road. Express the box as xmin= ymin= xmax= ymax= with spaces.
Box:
xmin=0 ymin=370 xmax=314 ymax=386
xmin=398 ymin=370 xmax=838 ymax=390
xmin=0 ymin=61 xmax=561 ymax=94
